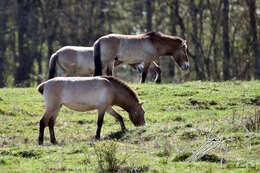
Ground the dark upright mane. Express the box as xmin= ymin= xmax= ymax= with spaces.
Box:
xmin=144 ymin=31 xmax=162 ymax=37
xmin=102 ymin=76 xmax=140 ymax=102
xmin=145 ymin=31 xmax=186 ymax=48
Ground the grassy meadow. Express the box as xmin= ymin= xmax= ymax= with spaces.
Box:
xmin=0 ymin=80 xmax=260 ymax=172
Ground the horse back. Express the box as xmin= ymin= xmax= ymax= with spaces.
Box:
xmin=99 ymin=34 xmax=157 ymax=64
xmin=42 ymin=77 xmax=115 ymax=111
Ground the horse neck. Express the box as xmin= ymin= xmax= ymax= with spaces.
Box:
xmin=114 ymin=90 xmax=137 ymax=113
xmin=155 ymin=37 xmax=180 ymax=56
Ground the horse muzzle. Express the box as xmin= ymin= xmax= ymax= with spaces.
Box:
xmin=181 ymin=62 xmax=190 ymax=70
xmin=135 ymin=120 xmax=146 ymax=127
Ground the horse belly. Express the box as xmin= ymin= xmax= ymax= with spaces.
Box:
xmin=117 ymin=41 xmax=155 ymax=64
xmin=61 ymin=86 xmax=111 ymax=112
xmin=117 ymin=50 xmax=143 ymax=64
xmin=63 ymin=103 xmax=96 ymax=112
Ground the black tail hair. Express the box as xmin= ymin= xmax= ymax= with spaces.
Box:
xmin=94 ymin=40 xmax=102 ymax=76
xmin=37 ymin=82 xmax=45 ymax=95
xmin=48 ymin=53 xmax=58 ymax=79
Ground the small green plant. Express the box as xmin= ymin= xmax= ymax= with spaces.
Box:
xmin=156 ymin=139 xmax=172 ymax=157
xmin=94 ymin=140 xmax=119 ymax=172
xmin=180 ymin=130 xmax=198 ymax=140
xmin=243 ymin=111 xmax=260 ymax=132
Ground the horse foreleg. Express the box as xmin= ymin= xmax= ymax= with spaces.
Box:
xmin=106 ymin=107 xmax=126 ymax=132
xmin=96 ymin=109 xmax=106 ymax=139
xmin=140 ymin=62 xmax=151 ymax=83
xmin=152 ymin=61 xmax=162 ymax=84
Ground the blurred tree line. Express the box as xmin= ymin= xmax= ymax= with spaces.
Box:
xmin=0 ymin=0 xmax=259 ymax=87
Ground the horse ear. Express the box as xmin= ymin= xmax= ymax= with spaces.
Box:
xmin=139 ymin=101 xmax=147 ymax=105
xmin=182 ymin=40 xmax=187 ymax=47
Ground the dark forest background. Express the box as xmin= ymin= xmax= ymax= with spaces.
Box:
xmin=0 ymin=0 xmax=259 ymax=87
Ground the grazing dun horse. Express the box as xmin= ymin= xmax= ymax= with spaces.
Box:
xmin=93 ymin=31 xmax=190 ymax=83
xmin=37 ymin=76 xmax=146 ymax=145
xmin=48 ymin=46 xmax=162 ymax=83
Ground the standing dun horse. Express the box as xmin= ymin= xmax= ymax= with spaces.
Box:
xmin=48 ymin=46 xmax=162 ymax=83
xmin=37 ymin=76 xmax=146 ymax=145
xmin=93 ymin=31 xmax=190 ymax=83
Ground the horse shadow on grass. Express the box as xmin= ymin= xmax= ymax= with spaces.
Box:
xmin=104 ymin=130 xmax=127 ymax=140
xmin=104 ymin=128 xmax=146 ymax=141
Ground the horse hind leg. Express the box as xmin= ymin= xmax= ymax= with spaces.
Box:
xmin=106 ymin=107 xmax=126 ymax=132
xmin=48 ymin=117 xmax=57 ymax=144
xmin=48 ymin=108 xmax=60 ymax=144
xmin=38 ymin=106 xmax=60 ymax=145
xmin=38 ymin=111 xmax=50 ymax=145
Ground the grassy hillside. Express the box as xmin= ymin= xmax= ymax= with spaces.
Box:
xmin=0 ymin=81 xmax=259 ymax=172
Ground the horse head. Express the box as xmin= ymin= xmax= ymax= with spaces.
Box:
xmin=172 ymin=40 xmax=190 ymax=71
xmin=149 ymin=33 xmax=190 ymax=71
xmin=129 ymin=102 xmax=146 ymax=126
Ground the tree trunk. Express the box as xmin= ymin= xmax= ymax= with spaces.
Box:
xmin=47 ymin=34 xmax=55 ymax=65
xmin=168 ymin=4 xmax=177 ymax=77
xmin=189 ymin=0 xmax=205 ymax=80
xmin=145 ymin=0 xmax=153 ymax=31
xmin=0 ymin=0 xmax=8 ymax=87
xmin=246 ymin=0 xmax=260 ymax=79
xmin=206 ymin=0 xmax=222 ymax=81
xmin=222 ymin=0 xmax=231 ymax=80
xmin=174 ymin=0 xmax=185 ymax=38
xmin=15 ymin=0 xmax=28 ymax=86
xmin=15 ymin=0 xmax=39 ymax=86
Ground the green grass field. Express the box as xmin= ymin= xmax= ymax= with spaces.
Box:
xmin=0 ymin=81 xmax=260 ymax=172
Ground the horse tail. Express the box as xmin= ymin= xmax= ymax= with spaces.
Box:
xmin=48 ymin=52 xmax=59 ymax=79
xmin=37 ymin=82 xmax=45 ymax=95
xmin=94 ymin=40 xmax=102 ymax=76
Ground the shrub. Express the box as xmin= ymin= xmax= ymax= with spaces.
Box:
xmin=94 ymin=140 xmax=119 ymax=172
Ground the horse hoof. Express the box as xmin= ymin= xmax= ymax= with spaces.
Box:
xmin=122 ymin=128 xmax=128 ymax=133
xmin=38 ymin=138 xmax=43 ymax=145
xmin=155 ymin=80 xmax=161 ymax=84
xmin=95 ymin=136 xmax=101 ymax=140
xmin=51 ymin=140 xmax=58 ymax=145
